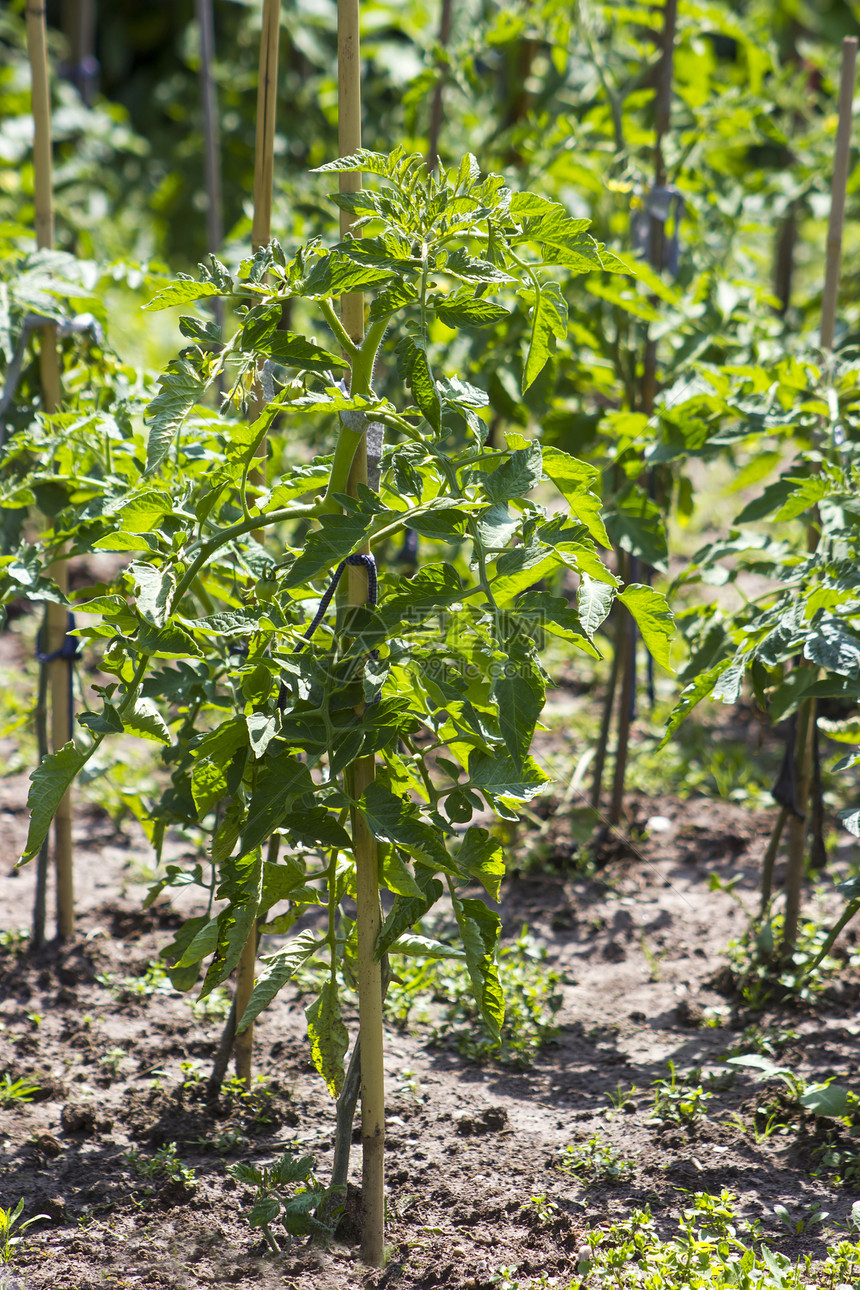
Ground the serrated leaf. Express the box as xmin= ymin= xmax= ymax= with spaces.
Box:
xmin=305 ymin=980 xmax=349 ymax=1097
xmin=282 ymin=514 xmax=370 ymax=589
xmin=396 ymin=336 xmax=440 ymax=431
xmin=456 ymin=828 xmax=505 ymax=901
xmin=523 ymin=281 xmax=567 ymax=391
xmin=376 ymin=871 xmax=444 ymax=960
xmin=541 ymin=447 xmax=610 ymax=547
xmin=360 ymin=781 xmax=453 ymax=871
xmin=242 ymin=753 xmax=315 ymax=854
xmin=246 ymin=712 xmax=277 ymax=759
xmin=495 ymin=668 xmax=543 ymax=765
xmin=124 ymin=697 xmax=170 ymax=744
xmin=577 ymin=573 xmax=615 ymax=639
xmin=389 ymin=933 xmax=466 ymax=960
xmin=467 ymin=749 xmax=551 ymax=801
xmin=452 ymin=893 xmax=504 ymax=1040
xmin=200 ymin=853 xmax=264 ymax=996
xmin=144 ymin=358 xmax=209 ymax=474
xmin=618 ymin=584 xmax=674 ymax=672
xmin=253 ymin=330 xmax=349 ymax=373
xmin=435 ymin=293 xmax=509 ymax=329
xmin=236 ymin=930 xmax=321 ymax=1032
xmin=22 ymin=741 xmax=90 ymax=862
xmin=248 ymin=1197 xmax=281 ymax=1229
xmin=144 ymin=280 xmax=225 ymax=311
xmin=380 ymin=847 xmax=423 ymax=898
xmin=658 ymin=658 xmax=735 ymax=748
xmin=483 ymin=443 xmax=542 ymax=503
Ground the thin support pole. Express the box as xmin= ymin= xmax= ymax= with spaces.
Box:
xmin=426 ymin=0 xmax=453 ymax=172
xmin=338 ymin=0 xmax=385 ymax=1267
xmin=782 ymin=698 xmax=815 ymax=954
xmin=195 ymin=0 xmax=224 ymax=336
xmin=27 ymin=0 xmax=74 ymax=942
xmin=820 ymin=37 xmax=858 ymax=351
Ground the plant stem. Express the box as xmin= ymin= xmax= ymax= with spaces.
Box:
xmin=32 ymin=660 xmax=50 ymax=949
xmin=759 ymin=806 xmax=787 ymax=916
xmin=27 ymin=0 xmax=75 ymax=941
xmin=338 ymin=0 xmax=385 ymax=1266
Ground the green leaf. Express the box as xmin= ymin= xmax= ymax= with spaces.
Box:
xmin=300 ymin=251 xmax=394 ymax=298
xmin=376 ymin=870 xmax=444 ymax=960
xmin=468 ymin=750 xmax=551 ymax=802
xmin=456 ymin=828 xmax=505 ymax=901
xmin=388 ymin=933 xmax=466 ymax=960
xmin=380 ymin=848 xmax=424 ymax=898
xmin=282 ymin=514 xmax=370 ymax=589
xmin=804 ymin=617 xmax=860 ymax=679
xmin=243 ymin=754 xmax=315 ymax=854
xmin=452 ymin=894 xmax=504 ymax=1040
xmin=144 ymin=280 xmax=225 ymax=311
xmin=22 ymin=741 xmax=90 ymax=862
xmin=144 ymin=358 xmax=209 ymax=474
xmin=618 ymin=584 xmax=674 ymax=672
xmin=659 ymin=659 xmax=735 ymax=748
xmin=135 ymin=621 xmax=202 ymax=658
xmin=577 ymin=573 xmax=615 ymax=639
xmin=249 ymin=1197 xmax=281 ymax=1229
xmin=252 ymin=330 xmax=349 ymax=373
xmin=236 ymin=930 xmax=321 ymax=1032
xmin=247 ymin=712 xmax=277 ymax=759
xmin=200 ymin=852 xmax=264 ymax=996
xmin=435 ymin=292 xmax=510 ymax=329
xmin=495 ymin=668 xmax=544 ymax=765
xmin=123 ymin=698 xmax=170 ymax=744
xmin=541 ymin=447 xmax=610 ymax=547
xmin=800 ymin=1083 xmax=852 ymax=1118
xmin=129 ymin=562 xmax=175 ymax=625
xmin=305 ymin=980 xmax=350 ymax=1097
xmin=360 ymin=781 xmax=453 ymax=871
xmin=483 ymin=443 xmax=542 ymax=503
xmin=396 ymin=336 xmax=441 ymax=431
xmin=523 ymin=282 xmax=567 ymax=392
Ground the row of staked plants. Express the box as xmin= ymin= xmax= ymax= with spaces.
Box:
xmin=3 ymin=0 xmax=860 ymax=1261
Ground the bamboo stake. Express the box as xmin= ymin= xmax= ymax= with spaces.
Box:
xmin=27 ymin=0 xmax=75 ymax=943
xmin=782 ymin=697 xmax=814 ymax=952
xmin=599 ymin=0 xmax=677 ymax=821
xmin=781 ymin=36 xmax=857 ymax=954
xmin=426 ymin=0 xmax=453 ymax=172
xmin=337 ymin=0 xmax=385 ymax=1266
xmin=195 ymin=0 xmax=224 ymax=273
xmin=821 ymin=37 xmax=857 ymax=350
xmin=233 ymin=0 xmax=282 ymax=1091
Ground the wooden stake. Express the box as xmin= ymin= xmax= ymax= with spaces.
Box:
xmin=233 ymin=0 xmax=282 ymax=1091
xmin=195 ymin=0 xmax=224 ymax=260
xmin=27 ymin=0 xmax=75 ymax=943
xmin=820 ymin=37 xmax=857 ymax=351
xmin=426 ymin=0 xmax=453 ymax=172
xmin=337 ymin=0 xmax=385 ymax=1266
xmin=779 ymin=37 xmax=857 ymax=952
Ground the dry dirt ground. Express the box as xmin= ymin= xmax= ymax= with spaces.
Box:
xmin=3 ymin=634 xmax=860 ymax=1288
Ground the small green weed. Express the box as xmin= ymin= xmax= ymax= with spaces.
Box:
xmin=0 ymin=1075 xmax=40 ymax=1106
xmin=0 ymin=1198 xmax=48 ymax=1264
xmin=727 ymin=915 xmax=843 ymax=1008
xmin=525 ymin=1194 xmax=560 ymax=1226
xmin=127 ymin=1142 xmax=196 ymax=1189
xmin=228 ymin=1151 xmax=332 ymax=1254
xmin=558 ymin=1134 xmax=635 ymax=1184
xmin=649 ymin=1062 xmax=712 ymax=1127
xmin=385 ymin=927 xmax=565 ymax=1067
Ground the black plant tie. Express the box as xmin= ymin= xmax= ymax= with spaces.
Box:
xmin=35 ymin=611 xmax=80 ymax=736
xmin=297 ymin=553 xmax=378 ymax=649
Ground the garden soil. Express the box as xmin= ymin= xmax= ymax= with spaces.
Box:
xmin=2 ymin=629 xmax=860 ymax=1289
